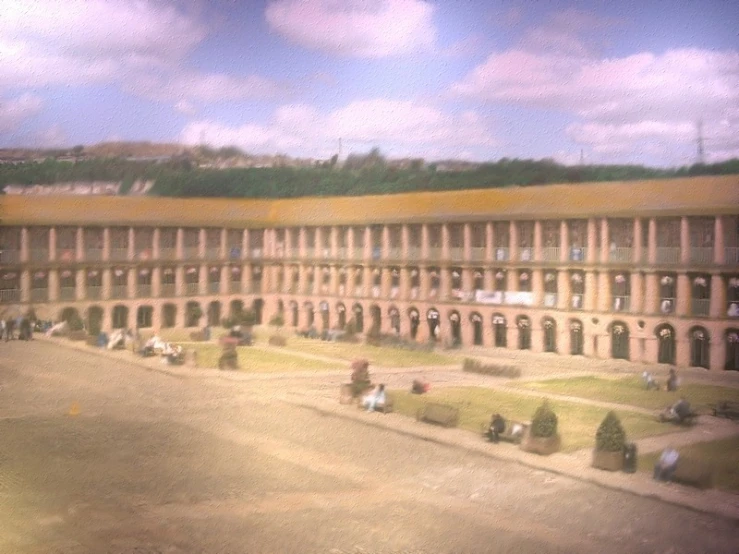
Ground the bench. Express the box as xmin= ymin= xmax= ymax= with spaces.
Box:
xmin=480 ymin=419 xmax=529 ymax=444
xmin=416 ymin=403 xmax=459 ymax=428
xmin=671 ymin=457 xmax=714 ymax=490
xmin=713 ymin=400 xmax=739 ymax=421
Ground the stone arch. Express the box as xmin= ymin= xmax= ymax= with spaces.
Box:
xmin=319 ymin=300 xmax=330 ymax=331
xmin=408 ymin=307 xmax=420 ymax=340
xmin=352 ymin=303 xmax=364 ymax=333
xmin=251 ymin=298 xmax=264 ymax=325
xmin=492 ymin=313 xmax=507 ymax=347
xmin=388 ymin=306 xmax=400 ymax=335
xmin=689 ymin=326 xmax=710 ymax=369
xmin=427 ymin=308 xmax=440 ymax=341
xmin=569 ymin=319 xmax=583 ymax=355
xmin=304 ymin=301 xmax=315 ymax=327
xmin=207 ymin=301 xmax=221 ymax=327
xmin=336 ymin=302 xmax=347 ymax=330
xmin=542 ymin=316 xmax=557 ymax=353
xmin=516 ymin=315 xmax=531 ymax=350
xmin=369 ymin=304 xmax=382 ymax=333
xmin=162 ymin=303 xmax=177 ymax=328
xmin=59 ymin=307 xmax=81 ymax=326
xmin=470 ymin=312 xmax=483 ymax=346
xmin=724 ymin=329 xmax=739 ymax=371
xmin=86 ymin=305 xmax=104 ymax=336
xmin=609 ymin=320 xmax=630 ymax=360
xmin=136 ymin=305 xmax=153 ymax=329
xmin=111 ymin=305 xmax=129 ymax=329
xmin=185 ymin=301 xmax=202 ymax=327
xmin=288 ymin=300 xmax=299 ymax=327
xmin=448 ymin=310 xmax=462 ymax=346
xmin=654 ymin=322 xmax=676 ymax=365
xmin=229 ymin=300 xmax=244 ymax=321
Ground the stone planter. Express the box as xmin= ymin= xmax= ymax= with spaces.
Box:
xmin=592 ymin=449 xmax=623 ymax=471
xmin=519 ymin=431 xmax=561 ymax=456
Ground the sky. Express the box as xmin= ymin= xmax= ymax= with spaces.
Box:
xmin=1 ymin=0 xmax=738 ymax=167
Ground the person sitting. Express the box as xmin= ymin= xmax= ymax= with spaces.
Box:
xmin=643 ymin=371 xmax=659 ymax=391
xmin=653 ymin=447 xmax=679 ymax=481
xmin=487 ymin=414 xmax=506 ymax=443
xmin=671 ymin=397 xmax=691 ymax=423
xmin=411 ymin=379 xmax=430 ymax=395
xmin=666 ymin=368 xmax=679 ymax=392
xmin=362 ymin=384 xmax=386 ymax=412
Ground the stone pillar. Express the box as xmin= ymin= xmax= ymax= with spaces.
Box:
xmin=241 ymin=229 xmax=250 ymax=261
xmin=400 ymin=267 xmax=410 ymax=300
xmin=152 ymin=267 xmax=161 ymax=298
xmin=533 ymin=220 xmax=542 ymax=262
xmin=643 ymin=272 xmax=658 ymax=315
xmin=630 ymin=272 xmax=643 ymax=314
xmin=532 ymin=269 xmax=543 ymax=307
xmin=680 ymin=216 xmax=690 ymax=264
xmin=220 ymin=266 xmax=229 ymax=295
xmin=299 ymin=227 xmax=306 ymax=259
xmin=463 ymin=223 xmax=472 ymax=262
xmin=331 ymin=227 xmax=338 ymax=258
xmin=485 ymin=223 xmax=494 ymax=262
xmin=242 ymin=265 xmax=252 ymax=294
xmin=560 ymin=220 xmax=569 ymax=263
xmin=709 ymin=339 xmax=724 ymax=371
xmin=401 ymin=225 xmax=409 ymax=260
xmin=20 ymin=227 xmax=29 ymax=263
xmin=75 ymin=268 xmax=85 ymax=300
xmin=531 ymin=326 xmax=544 ymax=354
xmin=346 ymin=227 xmax=354 ymax=260
xmin=128 ymin=268 xmax=136 ymax=299
xmin=363 ymin=227 xmax=372 ymax=262
xmin=441 ymin=224 xmax=450 ymax=261
xmin=420 ymin=267 xmax=430 ymax=300
xmin=633 ymin=218 xmax=643 ymax=263
xmin=440 ymin=267 xmax=451 ymax=300
xmin=220 ymin=229 xmax=227 ymax=259
xmin=714 ymin=216 xmax=725 ymax=264
xmin=102 ymin=268 xmax=112 ymax=299
xmin=462 ymin=267 xmax=473 ymax=299
xmin=198 ymin=229 xmax=206 ymax=260
xmin=199 ymin=265 xmax=207 ymax=296
xmin=175 ymin=266 xmax=184 ymax=297
xmin=676 ymin=273 xmax=690 ymax=316
xmin=21 ymin=270 xmax=30 ymax=302
xmin=600 ymin=218 xmax=609 ymax=264
xmin=484 ymin=268 xmax=494 ymax=292
xmin=315 ymin=227 xmax=324 ymax=259
xmin=128 ymin=227 xmax=135 ymax=261
xmin=506 ymin=269 xmax=516 ymax=293
xmin=76 ymin=227 xmax=84 ymax=262
xmin=597 ymin=271 xmax=611 ymax=312
xmin=648 ymin=218 xmax=657 ymax=265
xmin=676 ymin=335 xmax=690 ymax=367
xmin=509 ymin=221 xmax=518 ymax=262
xmin=586 ymin=219 xmax=597 ymax=263
xmin=421 ymin=224 xmax=429 ymax=260
xmin=382 ymin=226 xmax=390 ymax=260
xmin=557 ymin=270 xmax=569 ymax=310
xmin=176 ymin=228 xmax=184 ymax=260
xmin=48 ymin=227 xmax=57 ymax=262
xmin=362 ymin=266 xmax=372 ymax=297
xmin=710 ymin=273 xmax=725 ymax=318
xmin=381 ymin=267 xmax=391 ymax=298
xmin=584 ymin=271 xmax=596 ymax=311
xmin=152 ymin=228 xmax=160 ymax=260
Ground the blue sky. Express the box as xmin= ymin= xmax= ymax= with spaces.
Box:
xmin=1 ymin=0 xmax=737 ymax=167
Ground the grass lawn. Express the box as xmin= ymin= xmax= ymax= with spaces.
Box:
xmin=516 ymin=376 xmax=739 ymax=413
xmin=638 ymin=437 xmax=739 ymax=493
xmin=389 ymin=386 xmax=678 ymax=453
xmin=281 ymin=336 xmax=462 ymax=367
xmin=187 ymin=343 xmax=344 ymax=372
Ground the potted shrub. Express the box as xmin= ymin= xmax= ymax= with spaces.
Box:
xmin=350 ymin=359 xmax=372 ymax=398
xmin=520 ymin=400 xmax=561 ymax=455
xmin=592 ymin=411 xmax=626 ymax=471
xmin=218 ymin=345 xmax=239 ymax=370
xmin=268 ymin=313 xmax=287 ymax=346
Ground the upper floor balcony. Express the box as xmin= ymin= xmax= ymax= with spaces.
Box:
xmin=656 ymin=247 xmax=681 ymax=264
xmin=609 ymin=247 xmax=632 ymax=263
xmin=0 ymin=288 xmax=21 ymax=303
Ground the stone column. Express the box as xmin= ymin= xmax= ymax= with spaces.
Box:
xmin=714 ymin=216 xmax=725 ymax=264
xmin=509 ymin=221 xmax=518 ymax=262
xmin=76 ymin=227 xmax=84 ymax=262
xmin=440 ymin=267 xmax=451 ymax=300
xmin=152 ymin=267 xmax=161 ymax=298
xmin=346 ymin=227 xmax=354 ymax=260
xmin=633 ymin=218 xmax=643 ymax=263
xmin=220 ymin=266 xmax=229 ymax=295
xmin=676 ymin=273 xmax=690 ymax=316
xmin=709 ymin=339 xmax=724 ymax=371
xmin=75 ymin=268 xmax=85 ymax=300
xmin=330 ymin=266 xmax=339 ymax=296
xmin=152 ymin=228 xmax=160 ymax=260
xmin=242 ymin=265 xmax=252 ymax=294
xmin=710 ymin=273 xmax=725 ymax=318
xmin=400 ymin=267 xmax=410 ymax=300
xmin=600 ymin=218 xmax=609 ymax=264
xmin=484 ymin=268 xmax=494 ymax=292
xmin=299 ymin=227 xmax=307 ymax=259
xmin=643 ymin=272 xmax=658 ymax=315
xmin=362 ymin=266 xmax=372 ymax=297
xmin=21 ymin=270 xmax=30 ymax=302
xmin=463 ymin=223 xmax=472 ymax=262
xmin=176 ymin=228 xmax=184 ymax=260
xmin=401 ymin=225 xmax=409 ymax=260
xmin=532 ymin=269 xmax=543 ymax=307
xmin=675 ymin=335 xmax=690 ymax=367
xmin=420 ymin=267 xmax=430 ymax=300
xmin=597 ymin=271 xmax=611 ymax=312
xmin=199 ymin=265 xmax=207 ymax=296
xmin=648 ymin=218 xmax=657 ymax=265
xmin=127 ymin=268 xmax=136 ymax=299
xmin=315 ymin=227 xmax=324 ymax=259
xmin=381 ymin=268 xmax=391 ymax=298
xmin=128 ymin=227 xmax=135 ymax=261
xmin=198 ymin=229 xmax=206 ymax=260
xmin=220 ymin=229 xmax=227 ymax=260
xmin=506 ymin=269 xmax=516 ymax=293
xmin=285 ymin=228 xmax=293 ymax=258
xmin=680 ymin=216 xmax=690 ymax=264
xmin=462 ymin=267 xmax=473 ymax=300
xmin=560 ymin=220 xmax=569 ymax=263
xmin=331 ymin=227 xmax=338 ymax=258
xmin=102 ymin=268 xmax=112 ymax=299
xmin=421 ymin=224 xmax=429 ymax=259
xmin=20 ymin=227 xmax=29 ymax=263
xmin=382 ymin=226 xmax=390 ymax=260
xmin=363 ymin=227 xmax=372 ymax=262
xmin=557 ymin=270 xmax=569 ymax=310
xmin=485 ymin=223 xmax=494 ymax=262
xmin=584 ymin=271 xmax=596 ymax=311
xmin=533 ymin=221 xmax=542 ymax=262
xmin=630 ymin=272 xmax=643 ymax=314
xmin=48 ymin=227 xmax=57 ymax=262
xmin=441 ymin=224 xmax=450 ymax=261
xmin=242 ymin=229 xmax=250 ymax=260
xmin=586 ymin=219 xmax=597 ymax=263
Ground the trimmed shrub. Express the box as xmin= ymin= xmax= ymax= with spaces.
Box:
xmin=531 ymin=400 xmax=558 ymax=438
xmin=462 ymin=358 xmax=521 ymax=378
xmin=595 ymin=411 xmax=627 ymax=452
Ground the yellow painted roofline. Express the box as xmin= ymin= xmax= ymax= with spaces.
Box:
xmin=1 ymin=175 xmax=737 ymax=228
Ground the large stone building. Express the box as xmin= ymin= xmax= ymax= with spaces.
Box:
xmin=1 ymin=175 xmax=738 ymax=370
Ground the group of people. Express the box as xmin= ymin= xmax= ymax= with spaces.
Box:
xmin=642 ymin=368 xmax=680 ymax=392
xmin=1 ymin=316 xmax=34 ymax=341
xmin=137 ymin=334 xmax=185 ymax=365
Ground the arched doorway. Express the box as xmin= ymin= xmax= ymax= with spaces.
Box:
xmin=319 ymin=301 xmax=330 ymax=331
xmin=251 ymin=298 xmax=264 ymax=325
xmin=449 ymin=311 xmax=461 ymax=346
xmin=569 ymin=319 xmax=583 ymax=355
xmin=207 ymin=301 xmax=221 ymax=327
xmin=427 ymin=308 xmax=440 ymax=341
xmin=725 ymin=329 xmax=739 ymax=371
xmin=112 ymin=305 xmax=129 ymax=329
xmin=161 ymin=304 xmax=176 ymax=328
xmin=137 ymin=306 xmax=153 ymax=329
xmin=289 ymin=300 xmax=299 ymax=327
xmin=542 ymin=317 xmax=557 ymax=353
xmin=353 ymin=304 xmax=364 ymax=333
xmin=689 ymin=326 xmax=710 ymax=369
xmin=304 ymin=302 xmax=315 ymax=327
xmin=610 ymin=321 xmax=630 ymax=360
xmin=655 ymin=323 xmax=676 ymax=365
xmin=86 ymin=306 xmax=104 ymax=336
xmin=389 ymin=307 xmax=400 ymax=335
xmin=408 ymin=308 xmax=420 ymax=340
xmin=492 ymin=314 xmax=507 ymax=347
xmin=336 ymin=303 xmax=346 ymax=330
xmin=370 ymin=305 xmax=381 ymax=333
xmin=229 ymin=300 xmax=244 ymax=322
xmin=185 ymin=301 xmax=202 ymax=327
xmin=517 ymin=315 xmax=531 ymax=350
xmin=59 ymin=307 xmax=81 ymax=327
xmin=470 ymin=312 xmax=483 ymax=346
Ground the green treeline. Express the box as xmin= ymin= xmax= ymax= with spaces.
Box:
xmin=1 ymin=156 xmax=738 ymax=199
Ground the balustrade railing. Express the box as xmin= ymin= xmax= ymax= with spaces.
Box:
xmin=59 ymin=287 xmax=76 ymax=301
xmin=208 ymin=282 xmax=220 ymax=294
xmin=86 ymin=286 xmax=102 ymax=300
xmin=609 ymin=247 xmax=632 ymax=263
xmin=160 ymin=284 xmax=176 ymax=297
xmin=110 ymin=247 xmax=128 ymax=261
xmin=137 ymin=285 xmax=152 ymax=297
xmin=110 ymin=285 xmax=128 ymax=299
xmin=184 ymin=246 xmax=200 ymax=259
xmin=613 ymin=295 xmax=630 ymax=312
xmin=30 ymin=288 xmax=48 ymax=302
xmin=494 ymin=247 xmax=509 ymax=261
xmin=469 ymin=247 xmax=485 ymax=261
xmin=725 ymin=247 xmax=739 ymax=265
xmin=518 ymin=247 xmax=533 ymax=262
xmin=656 ymin=247 xmax=681 ymax=264
xmin=0 ymin=249 xmax=20 ymax=263
xmin=30 ymin=249 xmax=49 ymax=262
xmin=185 ymin=282 xmax=200 ymax=296
xmin=541 ymin=247 xmax=560 ymax=262
xmin=691 ymin=298 xmax=710 ymax=316
xmin=0 ymin=289 xmax=21 ymax=303
xmin=543 ymin=293 xmax=558 ymax=307
xmin=690 ymin=247 xmax=714 ymax=265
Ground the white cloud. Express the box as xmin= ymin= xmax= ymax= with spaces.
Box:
xmin=35 ymin=124 xmax=68 ymax=148
xmin=0 ymin=94 xmax=44 ymax=132
xmin=180 ymin=99 xmax=495 ymax=159
xmin=174 ymin=100 xmax=197 ymax=116
xmin=265 ymin=0 xmax=436 ymax=58
xmin=129 ymin=72 xmax=284 ymax=104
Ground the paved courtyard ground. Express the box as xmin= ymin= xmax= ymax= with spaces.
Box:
xmin=1 ymin=339 xmax=738 ymax=554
